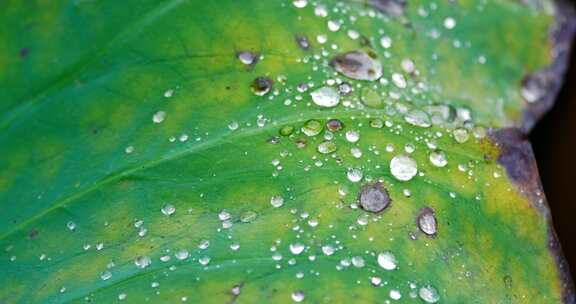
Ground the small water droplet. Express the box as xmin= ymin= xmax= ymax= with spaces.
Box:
xmin=417 ymin=208 xmax=437 ymax=236
xmin=240 ymin=211 xmax=258 ymax=223
xmin=228 ymin=121 xmax=239 ymax=130
xmin=152 ymin=111 xmax=166 ymax=124
xmin=237 ymin=51 xmax=258 ymax=65
xmin=100 ymin=270 xmax=112 ymax=281
xmin=345 ymin=130 xmax=360 ymax=143
xmin=321 ymin=245 xmax=335 ymax=256
xmin=175 ymin=249 xmax=190 ymax=260
xmin=404 ymin=110 xmax=431 ymax=128
xmin=390 ymin=289 xmax=402 ymax=300
xmin=317 ymin=141 xmax=337 ymax=154
xmin=161 ymin=204 xmax=176 ymax=216
xmin=251 ymin=77 xmax=273 ymax=96
xmin=292 ymin=290 xmax=305 ymax=302
xmin=391 ymin=73 xmax=407 ymax=88
xmin=271 ymin=195 xmax=284 ymax=208
xmin=380 ymin=36 xmax=392 ymax=49
xmin=118 ymin=293 xmax=127 ymax=301
xmin=292 ymin=0 xmax=307 ymax=8
xmin=443 ymin=17 xmax=456 ymax=29
xmin=66 ymin=221 xmax=76 ymax=231
xmin=453 ymin=128 xmax=470 ymax=143
xmin=361 ymin=88 xmax=383 ymax=108
xmin=352 ymin=256 xmax=365 ymax=268
xmin=198 ymin=256 xmax=211 ymax=265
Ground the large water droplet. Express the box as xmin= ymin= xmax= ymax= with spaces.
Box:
xmin=390 ymin=155 xmax=418 ymax=181
xmin=359 ymin=183 xmax=390 ymax=213
xmin=270 ymin=195 xmax=284 ymax=208
xmin=377 ymin=252 xmax=397 ymax=270
xmin=310 ymin=86 xmax=340 ymax=107
xmin=417 ymin=208 xmax=437 ymax=236
xmin=301 ymin=119 xmax=323 ymax=137
xmin=289 ymin=243 xmax=305 ymax=255
xmin=291 ymin=290 xmax=305 ymax=302
xmin=429 ymin=150 xmax=447 ymax=167
xmin=404 ymin=109 xmax=431 ymax=128
xmin=330 ymin=50 xmax=383 ymax=81
xmin=419 ymin=285 xmax=440 ymax=303
xmin=317 ymin=141 xmax=337 ymax=154
xmin=134 ymin=256 xmax=151 ymax=269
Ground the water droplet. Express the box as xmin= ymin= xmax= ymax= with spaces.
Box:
xmin=198 ymin=240 xmax=210 ymax=250
xmin=295 ymin=35 xmax=311 ymax=50
xmin=279 ymin=125 xmax=295 ymax=136
xmin=134 ymin=256 xmax=151 ymax=269
xmin=419 ymin=285 xmax=440 ymax=303
xmin=292 ymin=0 xmax=307 ymax=8
xmin=310 ymin=86 xmax=340 ymax=107
xmin=317 ymin=141 xmax=337 ymax=154
xmin=175 ymin=249 xmax=189 ymax=260
xmin=338 ymin=82 xmax=353 ymax=95
xmin=218 ymin=210 xmax=231 ymax=221
xmin=401 ymin=58 xmax=415 ymax=74
xmin=228 ymin=121 xmax=239 ymax=130
xmin=417 ymin=208 xmax=437 ymax=236
xmin=237 ymin=51 xmax=257 ymax=65
xmin=161 ymin=204 xmax=176 ymax=216
xmin=371 ymin=276 xmax=382 ymax=286
xmin=377 ymin=252 xmax=397 ymax=270
xmin=347 ymin=168 xmax=363 ymax=182
xmin=124 ymin=146 xmax=135 ymax=154
xmin=361 ymin=88 xmax=383 ymax=108
xmin=352 ymin=256 xmax=365 ymax=268
xmin=301 ymin=119 xmax=323 ymax=136
xmin=152 ymin=111 xmax=166 ymax=124
xmin=359 ymin=183 xmax=391 ymax=213
xmin=424 ymin=104 xmax=456 ymax=125
xmin=240 ymin=211 xmax=258 ymax=223
xmin=429 ymin=150 xmax=447 ymax=167
xmin=289 ymin=243 xmax=305 ymax=255
xmin=327 ymin=20 xmax=341 ymax=32
xmin=199 ymin=256 xmax=211 ymax=265
xmin=391 ymin=73 xmax=407 ymax=88
xmin=100 ymin=270 xmax=112 ymax=281
xmin=351 ymin=147 xmax=362 ymax=158
xmin=345 ymin=130 xmax=360 ymax=143
xmin=390 ymin=155 xmax=418 ymax=181
xmin=404 ymin=110 xmax=431 ymax=128
xmin=326 ymin=119 xmax=344 ymax=132
xmin=380 ymin=36 xmax=392 ymax=49
xmin=251 ymin=77 xmax=273 ymax=96
xmin=291 ymin=290 xmax=305 ymax=302
xmin=118 ymin=293 xmax=127 ymax=301
xmin=443 ymin=17 xmax=456 ymax=29
xmin=270 ymin=195 xmax=284 ymax=208
xmin=321 ymin=245 xmax=335 ymax=256
xmin=66 ymin=221 xmax=76 ymax=231
xmin=330 ymin=50 xmax=383 ymax=81
xmin=390 ymin=289 xmax=402 ymax=300
xmin=453 ymin=128 xmax=469 ymax=143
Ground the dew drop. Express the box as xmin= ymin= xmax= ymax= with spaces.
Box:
xmin=175 ymin=249 xmax=190 ymax=260
xmin=292 ymin=290 xmax=305 ymax=302
xmin=326 ymin=119 xmax=344 ymax=132
xmin=251 ymin=77 xmax=273 ymax=96
xmin=419 ymin=285 xmax=440 ymax=303
xmin=321 ymin=245 xmax=335 ymax=256
xmin=453 ymin=128 xmax=470 ymax=143
xmin=152 ymin=111 xmax=166 ymax=124
xmin=377 ymin=252 xmax=397 ymax=270
xmin=361 ymin=88 xmax=383 ymax=108
xmin=198 ymin=256 xmax=211 ymax=266
xmin=237 ymin=51 xmax=257 ymax=65
xmin=347 ymin=168 xmax=363 ymax=182
xmin=161 ymin=204 xmax=176 ymax=216
xmin=358 ymin=183 xmax=390 ymax=213
xmin=100 ymin=270 xmax=112 ymax=281
xmin=404 ymin=109 xmax=431 ymax=128
xmin=270 ymin=195 xmax=285 ymax=208
xmin=330 ymin=50 xmax=383 ymax=81
xmin=345 ymin=130 xmax=360 ymax=143
xmin=292 ymin=0 xmax=307 ymax=8
xmin=310 ymin=86 xmax=340 ymax=107
xmin=134 ymin=256 xmax=151 ymax=269
xmin=289 ymin=243 xmax=305 ymax=255
xmin=301 ymin=119 xmax=323 ymax=137
xmin=417 ymin=208 xmax=437 ymax=236
xmin=429 ymin=150 xmax=447 ymax=167
xmin=317 ymin=141 xmax=337 ymax=154
xmin=390 ymin=155 xmax=418 ymax=181
xmin=380 ymin=36 xmax=392 ymax=49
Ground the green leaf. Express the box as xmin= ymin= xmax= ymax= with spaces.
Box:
xmin=0 ymin=0 xmax=573 ymax=303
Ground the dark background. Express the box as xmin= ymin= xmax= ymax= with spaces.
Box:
xmin=531 ymin=6 xmax=576 ymax=278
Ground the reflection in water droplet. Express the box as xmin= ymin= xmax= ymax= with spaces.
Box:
xmin=251 ymin=77 xmax=273 ymax=96
xmin=347 ymin=168 xmax=363 ymax=182
xmin=345 ymin=130 xmax=360 ymax=143
xmin=359 ymin=183 xmax=390 ymax=213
